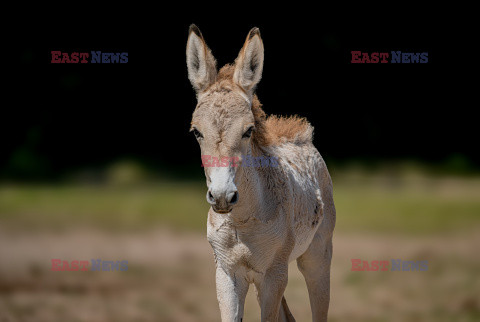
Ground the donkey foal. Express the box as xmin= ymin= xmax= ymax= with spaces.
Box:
xmin=186 ymin=24 xmax=336 ymax=322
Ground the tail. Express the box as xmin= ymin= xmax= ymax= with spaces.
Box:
xmin=280 ymin=296 xmax=296 ymax=322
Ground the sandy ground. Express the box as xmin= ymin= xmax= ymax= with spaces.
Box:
xmin=0 ymin=228 xmax=479 ymax=322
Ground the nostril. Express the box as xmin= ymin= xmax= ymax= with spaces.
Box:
xmin=207 ymin=190 xmax=215 ymax=204
xmin=229 ymin=191 xmax=239 ymax=205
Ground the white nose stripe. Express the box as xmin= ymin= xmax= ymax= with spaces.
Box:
xmin=209 ymin=166 xmax=236 ymax=196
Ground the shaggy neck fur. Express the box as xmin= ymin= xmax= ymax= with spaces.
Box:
xmin=210 ymin=65 xmax=314 ymax=152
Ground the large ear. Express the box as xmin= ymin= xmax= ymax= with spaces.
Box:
xmin=233 ymin=27 xmax=264 ymax=96
xmin=186 ymin=24 xmax=217 ymax=94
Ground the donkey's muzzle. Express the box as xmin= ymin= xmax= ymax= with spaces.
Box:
xmin=207 ymin=188 xmax=239 ymax=213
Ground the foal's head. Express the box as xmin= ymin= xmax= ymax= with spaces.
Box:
xmin=186 ymin=25 xmax=264 ymax=213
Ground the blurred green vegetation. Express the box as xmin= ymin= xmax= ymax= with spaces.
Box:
xmin=0 ymin=183 xmax=208 ymax=232
xmin=1 ymin=161 xmax=479 ymax=322
xmin=333 ymin=171 xmax=480 ymax=234
xmin=0 ymin=161 xmax=479 ymax=235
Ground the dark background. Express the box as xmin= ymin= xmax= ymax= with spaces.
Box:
xmin=5 ymin=8 xmax=470 ymax=180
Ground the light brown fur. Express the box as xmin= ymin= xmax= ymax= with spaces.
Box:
xmin=203 ymin=64 xmax=313 ymax=148
xmin=186 ymin=25 xmax=335 ymax=322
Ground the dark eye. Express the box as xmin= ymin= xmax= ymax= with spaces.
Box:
xmin=192 ymin=128 xmax=203 ymax=139
xmin=242 ymin=126 xmax=254 ymax=138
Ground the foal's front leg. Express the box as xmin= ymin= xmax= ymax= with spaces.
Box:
xmin=216 ymin=266 xmax=249 ymax=322
xmin=255 ymin=262 xmax=289 ymax=322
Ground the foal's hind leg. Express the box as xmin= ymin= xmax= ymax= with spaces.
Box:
xmin=296 ymin=231 xmax=333 ymax=322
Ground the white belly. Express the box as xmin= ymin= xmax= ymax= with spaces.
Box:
xmin=288 ymin=224 xmax=319 ymax=262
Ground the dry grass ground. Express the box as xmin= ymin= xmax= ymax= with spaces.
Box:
xmin=0 ymin=228 xmax=479 ymax=322
xmin=0 ymin=171 xmax=479 ymax=321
